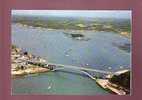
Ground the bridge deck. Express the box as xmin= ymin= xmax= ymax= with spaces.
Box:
xmin=47 ymin=63 xmax=113 ymax=74
xmin=24 ymin=60 xmax=113 ymax=74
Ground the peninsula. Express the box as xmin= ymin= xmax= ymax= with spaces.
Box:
xmin=11 ymin=45 xmax=50 ymax=78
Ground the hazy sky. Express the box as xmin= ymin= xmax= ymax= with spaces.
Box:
xmin=12 ymin=10 xmax=131 ymax=19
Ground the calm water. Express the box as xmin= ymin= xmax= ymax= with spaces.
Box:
xmin=12 ymin=24 xmax=131 ymax=95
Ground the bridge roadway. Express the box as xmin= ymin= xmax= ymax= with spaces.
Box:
xmin=21 ymin=59 xmax=113 ymax=75
xmin=47 ymin=63 xmax=113 ymax=74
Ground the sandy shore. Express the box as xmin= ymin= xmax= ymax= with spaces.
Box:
xmin=96 ymin=79 xmax=126 ymax=95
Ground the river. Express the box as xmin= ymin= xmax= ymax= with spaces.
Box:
xmin=12 ymin=23 xmax=131 ymax=95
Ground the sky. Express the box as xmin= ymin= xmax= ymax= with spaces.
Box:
xmin=12 ymin=10 xmax=131 ymax=19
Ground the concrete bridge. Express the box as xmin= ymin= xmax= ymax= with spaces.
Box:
xmin=47 ymin=63 xmax=113 ymax=74
xmin=45 ymin=63 xmax=114 ymax=79
xmin=24 ymin=59 xmax=114 ymax=79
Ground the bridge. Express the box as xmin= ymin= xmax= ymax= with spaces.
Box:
xmin=47 ymin=63 xmax=113 ymax=74
xmin=45 ymin=63 xmax=114 ymax=79
xmin=20 ymin=59 xmax=114 ymax=79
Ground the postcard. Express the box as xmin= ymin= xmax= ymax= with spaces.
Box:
xmin=11 ymin=10 xmax=132 ymax=95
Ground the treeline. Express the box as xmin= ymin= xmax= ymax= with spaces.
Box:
xmin=109 ymin=71 xmax=130 ymax=92
xmin=12 ymin=16 xmax=131 ymax=34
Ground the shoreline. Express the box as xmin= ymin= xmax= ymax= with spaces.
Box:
xmin=95 ymin=70 xmax=130 ymax=95
xmin=11 ymin=45 xmax=50 ymax=78
xmin=13 ymin=23 xmax=131 ymax=38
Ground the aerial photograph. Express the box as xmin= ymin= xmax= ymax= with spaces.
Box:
xmin=11 ymin=10 xmax=131 ymax=95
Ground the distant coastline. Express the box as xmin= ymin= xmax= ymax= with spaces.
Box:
xmin=13 ymin=22 xmax=131 ymax=39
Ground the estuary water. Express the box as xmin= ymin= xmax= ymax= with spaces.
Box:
xmin=12 ymin=24 xmax=131 ymax=95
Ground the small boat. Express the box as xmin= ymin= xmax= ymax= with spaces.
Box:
xmin=65 ymin=54 xmax=69 ymax=57
xmin=48 ymin=83 xmax=52 ymax=89
xmin=48 ymin=85 xmax=52 ymax=89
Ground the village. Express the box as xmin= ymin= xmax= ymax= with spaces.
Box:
xmin=11 ymin=45 xmax=51 ymax=78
